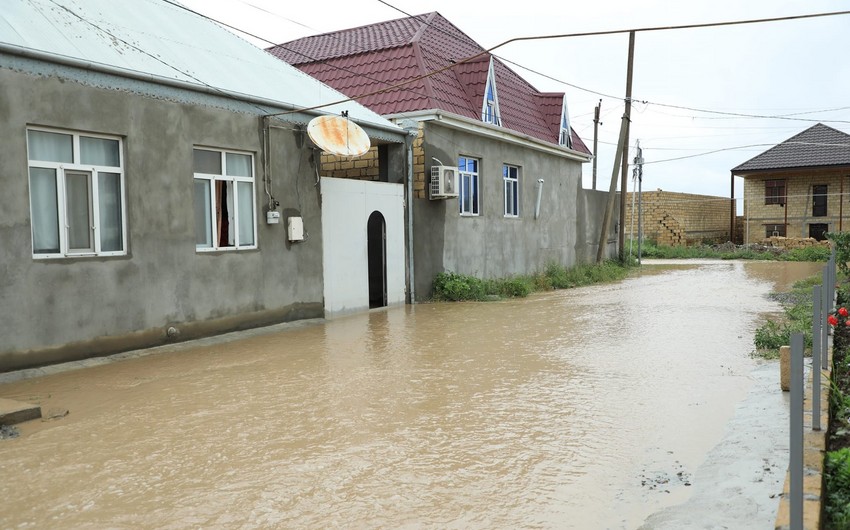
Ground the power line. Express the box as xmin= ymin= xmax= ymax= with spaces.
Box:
xmin=375 ymin=0 xmax=850 ymax=126
xmin=173 ymin=0 xmax=850 ymax=130
xmin=643 ymin=141 xmax=850 ymax=165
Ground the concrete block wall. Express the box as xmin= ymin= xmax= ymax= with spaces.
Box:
xmin=742 ymin=171 xmax=850 ymax=243
xmin=624 ymin=190 xmax=732 ymax=246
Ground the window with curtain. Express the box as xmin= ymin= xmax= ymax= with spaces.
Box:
xmin=26 ymin=128 xmax=126 ymax=258
xmin=193 ymin=148 xmax=256 ymax=251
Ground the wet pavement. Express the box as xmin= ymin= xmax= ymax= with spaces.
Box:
xmin=0 ymin=260 xmax=822 ymax=529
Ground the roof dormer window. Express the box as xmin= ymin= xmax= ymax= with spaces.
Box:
xmin=482 ymin=58 xmax=501 ymax=126
xmin=559 ymin=95 xmax=572 ymax=148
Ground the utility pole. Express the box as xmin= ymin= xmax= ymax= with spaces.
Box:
xmin=592 ymin=99 xmax=601 ymax=190
xmin=618 ymin=33 xmax=635 ymax=261
xmin=597 ymin=31 xmax=635 ymax=263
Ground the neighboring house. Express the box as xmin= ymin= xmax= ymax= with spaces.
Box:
xmin=0 ymin=0 xmax=410 ymax=371
xmin=269 ymin=12 xmax=616 ymax=300
xmin=624 ymin=191 xmax=732 ymax=246
xmin=732 ymin=123 xmax=850 ymax=243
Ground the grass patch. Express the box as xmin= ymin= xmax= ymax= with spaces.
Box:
xmin=751 ymin=276 xmax=818 ymax=359
xmin=637 ymin=239 xmax=831 ymax=262
xmin=432 ymin=261 xmax=632 ymax=302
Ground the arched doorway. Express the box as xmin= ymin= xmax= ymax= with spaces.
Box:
xmin=367 ymin=211 xmax=387 ymax=308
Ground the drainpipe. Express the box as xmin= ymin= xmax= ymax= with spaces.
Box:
xmin=401 ymin=120 xmax=420 ymax=304
xmin=784 ymin=194 xmax=788 ymax=237
xmin=534 ymin=179 xmax=544 ymax=219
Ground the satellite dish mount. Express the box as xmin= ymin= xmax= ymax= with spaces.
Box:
xmin=306 ymin=111 xmax=371 ymax=158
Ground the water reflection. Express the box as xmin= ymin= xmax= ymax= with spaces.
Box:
xmin=0 ymin=260 xmax=822 ymax=529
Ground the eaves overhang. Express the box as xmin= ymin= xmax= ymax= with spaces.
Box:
xmin=0 ymin=43 xmax=408 ymax=145
xmin=731 ymin=164 xmax=850 ymax=178
xmin=384 ymin=109 xmax=592 ymax=163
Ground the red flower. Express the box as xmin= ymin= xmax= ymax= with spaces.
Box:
xmin=840 ymin=307 xmax=849 ymax=317
xmin=828 ymin=315 xmax=839 ymax=326
xmin=845 ymin=320 xmax=850 ymax=326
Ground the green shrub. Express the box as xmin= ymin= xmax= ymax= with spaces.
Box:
xmin=432 ymin=261 xmax=633 ymax=302
xmin=754 ymin=320 xmax=789 ymax=351
xmin=825 ymin=447 xmax=850 ymax=529
xmin=497 ymin=277 xmax=535 ymax=298
xmin=786 ymin=245 xmax=831 ymax=262
xmin=432 ymin=272 xmax=487 ymax=301
xmin=829 ymin=231 xmax=850 ymax=276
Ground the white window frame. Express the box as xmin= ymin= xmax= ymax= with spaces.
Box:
xmin=559 ymin=94 xmax=573 ymax=148
xmin=193 ymin=147 xmax=257 ymax=252
xmin=26 ymin=127 xmax=127 ymax=259
xmin=481 ymin=58 xmax=501 ymax=126
xmin=458 ymin=156 xmax=480 ymax=216
xmin=503 ymin=164 xmax=519 ymax=217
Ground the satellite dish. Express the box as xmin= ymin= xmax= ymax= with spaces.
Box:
xmin=306 ymin=114 xmax=371 ymax=157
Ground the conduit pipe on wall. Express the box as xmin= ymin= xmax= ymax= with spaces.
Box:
xmin=534 ymin=179 xmax=544 ymax=219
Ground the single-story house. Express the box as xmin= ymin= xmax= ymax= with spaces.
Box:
xmin=268 ymin=12 xmax=618 ymax=300
xmin=732 ymin=123 xmax=850 ymax=243
xmin=0 ymin=0 xmax=410 ymax=371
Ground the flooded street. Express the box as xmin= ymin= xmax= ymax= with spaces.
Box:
xmin=0 ymin=260 xmax=822 ymax=529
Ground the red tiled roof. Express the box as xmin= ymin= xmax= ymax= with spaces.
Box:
xmin=268 ymin=12 xmax=590 ymax=155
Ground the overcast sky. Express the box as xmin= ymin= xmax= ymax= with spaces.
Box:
xmin=179 ymin=0 xmax=850 ymax=207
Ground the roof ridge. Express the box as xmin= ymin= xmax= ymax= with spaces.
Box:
xmin=410 ymin=39 xmax=440 ymax=109
xmin=410 ymin=12 xmax=437 ymax=44
xmin=281 ymin=12 xmax=438 ymax=44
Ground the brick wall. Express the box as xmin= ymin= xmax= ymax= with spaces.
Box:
xmin=742 ymin=170 xmax=850 ymax=243
xmin=320 ymin=147 xmax=381 ymax=180
xmin=410 ymin=124 xmax=426 ymax=199
xmin=624 ymin=190 xmax=732 ymax=246
xmin=318 ymin=122 xmax=427 ymax=197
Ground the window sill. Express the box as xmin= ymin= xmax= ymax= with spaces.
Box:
xmin=33 ymin=252 xmax=126 ymax=260
xmin=196 ymin=246 xmax=258 ymax=253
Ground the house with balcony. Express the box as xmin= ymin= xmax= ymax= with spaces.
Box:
xmin=732 ymin=123 xmax=850 ymax=243
xmin=268 ymin=12 xmax=616 ymax=299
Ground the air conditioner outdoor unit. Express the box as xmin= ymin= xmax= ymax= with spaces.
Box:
xmin=430 ymin=165 xmax=459 ymax=200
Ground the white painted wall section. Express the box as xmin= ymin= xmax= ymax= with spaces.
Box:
xmin=320 ymin=177 xmax=405 ymax=318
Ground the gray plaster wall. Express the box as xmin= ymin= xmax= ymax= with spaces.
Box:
xmin=576 ymin=189 xmax=621 ymax=264
xmin=413 ymin=121 xmax=594 ymax=299
xmin=0 ymin=65 xmax=326 ymax=371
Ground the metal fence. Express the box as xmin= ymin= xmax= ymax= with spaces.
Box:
xmin=788 ymin=247 xmax=836 ymax=529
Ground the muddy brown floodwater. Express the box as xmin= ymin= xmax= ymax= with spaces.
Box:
xmin=0 ymin=260 xmax=823 ymax=529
